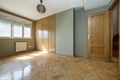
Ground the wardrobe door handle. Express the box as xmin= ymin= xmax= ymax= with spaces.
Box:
xmin=88 ymin=35 xmax=91 ymax=39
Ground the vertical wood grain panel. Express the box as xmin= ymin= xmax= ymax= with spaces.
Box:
xmin=43 ymin=18 xmax=48 ymax=51
xmin=35 ymin=15 xmax=55 ymax=52
xmin=48 ymin=16 xmax=55 ymax=52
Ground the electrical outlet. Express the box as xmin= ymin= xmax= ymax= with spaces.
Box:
xmin=28 ymin=46 xmax=34 ymax=48
xmin=0 ymin=61 xmax=2 ymax=64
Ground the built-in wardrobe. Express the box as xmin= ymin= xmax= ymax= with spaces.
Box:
xmin=35 ymin=15 xmax=55 ymax=52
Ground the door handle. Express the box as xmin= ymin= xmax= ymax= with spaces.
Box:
xmin=88 ymin=35 xmax=91 ymax=39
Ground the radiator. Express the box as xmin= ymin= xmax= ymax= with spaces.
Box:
xmin=16 ymin=42 xmax=27 ymax=52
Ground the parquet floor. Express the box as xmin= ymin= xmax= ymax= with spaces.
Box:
xmin=0 ymin=51 xmax=120 ymax=80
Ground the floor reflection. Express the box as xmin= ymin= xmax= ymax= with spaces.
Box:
xmin=0 ymin=51 xmax=46 ymax=80
xmin=0 ymin=65 xmax=31 ymax=80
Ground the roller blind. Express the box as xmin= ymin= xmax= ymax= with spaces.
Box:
xmin=13 ymin=21 xmax=22 ymax=38
xmin=24 ymin=24 xmax=31 ymax=38
xmin=0 ymin=17 xmax=11 ymax=37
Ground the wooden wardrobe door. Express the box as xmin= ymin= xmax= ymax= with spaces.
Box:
xmin=48 ymin=16 xmax=55 ymax=52
xmin=36 ymin=20 xmax=43 ymax=51
xmin=42 ymin=18 xmax=49 ymax=51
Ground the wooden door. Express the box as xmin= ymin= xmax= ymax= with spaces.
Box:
xmin=88 ymin=11 xmax=109 ymax=61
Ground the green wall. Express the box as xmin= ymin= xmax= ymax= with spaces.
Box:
xmin=74 ymin=6 xmax=109 ymax=57
xmin=0 ymin=23 xmax=35 ymax=57
xmin=56 ymin=9 xmax=74 ymax=56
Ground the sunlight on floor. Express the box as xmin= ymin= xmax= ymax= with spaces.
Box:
xmin=39 ymin=51 xmax=48 ymax=54
xmin=16 ymin=56 xmax=32 ymax=60
xmin=16 ymin=51 xmax=48 ymax=60
xmin=29 ymin=53 xmax=42 ymax=56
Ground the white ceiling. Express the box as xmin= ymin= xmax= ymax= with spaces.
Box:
xmin=84 ymin=0 xmax=111 ymax=10
xmin=0 ymin=0 xmax=111 ymax=20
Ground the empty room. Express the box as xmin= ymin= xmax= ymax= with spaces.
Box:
xmin=0 ymin=0 xmax=120 ymax=80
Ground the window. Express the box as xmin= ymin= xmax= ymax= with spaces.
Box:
xmin=24 ymin=24 xmax=31 ymax=38
xmin=0 ymin=12 xmax=32 ymax=39
xmin=13 ymin=21 xmax=22 ymax=38
xmin=0 ymin=17 xmax=11 ymax=37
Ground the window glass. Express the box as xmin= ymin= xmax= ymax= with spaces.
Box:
xmin=24 ymin=24 xmax=31 ymax=38
xmin=13 ymin=21 xmax=22 ymax=38
xmin=0 ymin=17 xmax=11 ymax=37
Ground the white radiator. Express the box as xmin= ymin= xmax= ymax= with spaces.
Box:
xmin=16 ymin=42 xmax=27 ymax=52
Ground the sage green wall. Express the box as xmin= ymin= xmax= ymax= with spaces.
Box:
xmin=74 ymin=6 xmax=109 ymax=57
xmin=0 ymin=23 xmax=35 ymax=57
xmin=56 ymin=9 xmax=74 ymax=56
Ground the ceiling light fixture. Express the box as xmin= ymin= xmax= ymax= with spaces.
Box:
xmin=36 ymin=0 xmax=46 ymax=13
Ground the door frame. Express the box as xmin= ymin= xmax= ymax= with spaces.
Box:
xmin=109 ymin=1 xmax=119 ymax=62
xmin=109 ymin=0 xmax=119 ymax=71
xmin=109 ymin=10 xmax=113 ymax=62
xmin=118 ymin=0 xmax=120 ymax=72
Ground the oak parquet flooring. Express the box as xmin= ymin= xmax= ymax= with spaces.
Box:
xmin=0 ymin=51 xmax=119 ymax=80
